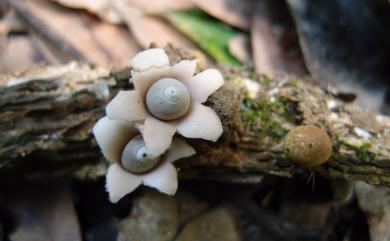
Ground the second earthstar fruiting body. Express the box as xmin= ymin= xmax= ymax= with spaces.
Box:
xmin=93 ymin=117 xmax=196 ymax=203
xmin=121 ymin=135 xmax=161 ymax=174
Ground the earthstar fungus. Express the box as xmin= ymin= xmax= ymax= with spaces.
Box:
xmin=93 ymin=117 xmax=196 ymax=203
xmin=93 ymin=48 xmax=225 ymax=202
xmin=106 ymin=48 xmax=224 ymax=156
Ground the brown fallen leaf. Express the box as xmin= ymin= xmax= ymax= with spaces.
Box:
xmin=251 ymin=0 xmax=307 ymax=77
xmin=0 ymin=21 xmax=9 ymax=37
xmin=190 ymin=0 xmax=252 ymax=30
xmin=355 ymin=182 xmax=390 ymax=241
xmin=0 ymin=9 xmax=25 ymax=36
xmin=176 ymin=207 xmax=240 ymax=241
xmin=10 ymin=0 xmax=140 ymax=66
xmin=112 ymin=0 xmax=197 ymax=49
xmin=0 ymin=35 xmax=48 ymax=75
xmin=118 ymin=191 xmax=178 ymax=241
xmin=29 ymin=31 xmax=74 ymax=64
xmin=50 ymin=0 xmax=122 ymax=23
xmin=52 ymin=0 xmax=192 ymax=23
xmin=124 ymin=0 xmax=193 ymax=14
xmin=228 ymin=34 xmax=251 ymax=64
xmin=0 ymin=182 xmax=82 ymax=241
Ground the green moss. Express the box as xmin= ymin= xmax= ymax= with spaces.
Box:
xmin=284 ymin=80 xmax=298 ymax=88
xmin=273 ymin=100 xmax=300 ymax=124
xmin=258 ymin=74 xmax=272 ymax=85
xmin=238 ymin=73 xmax=302 ymax=139
xmin=241 ymin=98 xmax=290 ymax=139
xmin=338 ymin=141 xmax=373 ymax=162
xmin=351 ymin=143 xmax=373 ymax=162
xmin=231 ymin=76 xmax=246 ymax=86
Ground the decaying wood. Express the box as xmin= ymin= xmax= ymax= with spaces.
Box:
xmin=8 ymin=0 xmax=140 ymax=66
xmin=1 ymin=46 xmax=390 ymax=185
xmin=251 ymin=0 xmax=307 ymax=77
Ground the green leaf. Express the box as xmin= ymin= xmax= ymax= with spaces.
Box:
xmin=164 ymin=10 xmax=242 ymax=67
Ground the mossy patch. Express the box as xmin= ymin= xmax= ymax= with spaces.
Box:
xmin=231 ymin=76 xmax=246 ymax=86
xmin=224 ymin=73 xmax=302 ymax=139
xmin=274 ymin=99 xmax=301 ymax=124
xmin=338 ymin=140 xmax=373 ymax=162
xmin=241 ymin=97 xmax=295 ymax=139
xmin=258 ymin=74 xmax=272 ymax=85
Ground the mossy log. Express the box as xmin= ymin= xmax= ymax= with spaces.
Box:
xmin=1 ymin=48 xmax=390 ymax=185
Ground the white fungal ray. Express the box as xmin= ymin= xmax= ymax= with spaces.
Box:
xmin=106 ymin=164 xmax=142 ymax=203
xmin=106 ymin=91 xmax=147 ymax=122
xmin=93 ymin=117 xmax=138 ymax=163
xmin=140 ymin=117 xmax=176 ymax=156
xmin=132 ymin=66 xmax=171 ymax=96
xmin=130 ymin=48 xmax=169 ymax=72
xmin=176 ymin=103 xmax=223 ymax=142
xmin=141 ymin=161 xmax=178 ymax=195
xmin=181 ymin=68 xmax=224 ymax=103
xmin=164 ymin=137 xmax=196 ymax=163
xmin=171 ymin=59 xmax=197 ymax=80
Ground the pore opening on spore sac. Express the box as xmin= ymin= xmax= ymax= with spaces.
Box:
xmin=145 ymin=78 xmax=191 ymax=121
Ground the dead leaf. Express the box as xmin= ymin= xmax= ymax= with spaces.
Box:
xmin=124 ymin=0 xmax=193 ymax=14
xmin=118 ymin=191 xmax=178 ymax=241
xmin=251 ymin=0 xmax=307 ymax=77
xmin=0 ymin=21 xmax=9 ymax=36
xmin=190 ymin=0 xmax=252 ymax=30
xmin=355 ymin=182 xmax=390 ymax=241
xmin=228 ymin=34 xmax=251 ymax=64
xmin=10 ymin=0 xmax=140 ymax=66
xmin=0 ymin=182 xmax=81 ymax=241
xmin=50 ymin=0 xmax=122 ymax=23
xmin=0 ymin=35 xmax=47 ymax=75
xmin=29 ymin=32 xmax=73 ymax=64
xmin=0 ymin=9 xmax=25 ymax=35
xmin=113 ymin=0 xmax=197 ymax=49
xmin=117 ymin=189 xmax=237 ymax=241
xmin=176 ymin=207 xmax=240 ymax=241
xmin=52 ymin=0 xmax=192 ymax=22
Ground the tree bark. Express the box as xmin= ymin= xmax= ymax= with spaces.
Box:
xmin=1 ymin=47 xmax=390 ymax=185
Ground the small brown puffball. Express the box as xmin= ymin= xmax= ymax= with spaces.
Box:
xmin=284 ymin=125 xmax=332 ymax=168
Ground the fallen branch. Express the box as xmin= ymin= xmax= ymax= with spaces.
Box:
xmin=1 ymin=46 xmax=390 ymax=185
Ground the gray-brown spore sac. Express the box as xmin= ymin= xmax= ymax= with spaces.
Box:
xmin=146 ymin=78 xmax=191 ymax=121
xmin=121 ymin=135 xmax=161 ymax=174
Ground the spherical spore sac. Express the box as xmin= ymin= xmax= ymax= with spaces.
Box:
xmin=146 ymin=78 xmax=190 ymax=121
xmin=284 ymin=125 xmax=332 ymax=167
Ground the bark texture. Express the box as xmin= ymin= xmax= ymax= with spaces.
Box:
xmin=1 ymin=47 xmax=390 ymax=185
